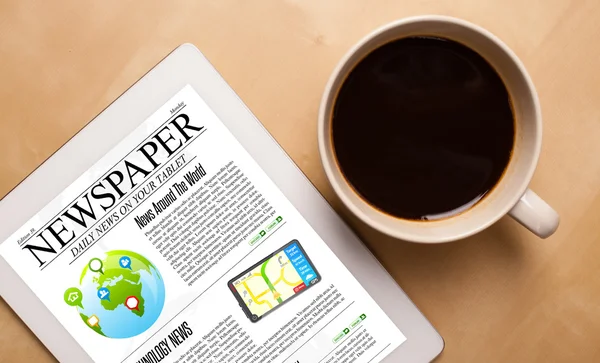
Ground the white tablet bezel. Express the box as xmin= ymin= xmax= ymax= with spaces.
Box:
xmin=0 ymin=44 xmax=443 ymax=362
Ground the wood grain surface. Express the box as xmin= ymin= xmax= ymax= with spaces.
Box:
xmin=1 ymin=1 xmax=599 ymax=362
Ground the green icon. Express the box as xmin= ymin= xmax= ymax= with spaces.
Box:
xmin=259 ymin=230 xmax=266 ymax=237
xmin=360 ymin=313 xmax=367 ymax=320
xmin=332 ymin=331 xmax=345 ymax=344
xmin=88 ymin=258 xmax=104 ymax=274
xmin=276 ymin=216 xmax=283 ymax=223
xmin=343 ymin=328 xmax=350 ymax=335
xmin=350 ymin=317 xmax=362 ymax=329
xmin=64 ymin=287 xmax=84 ymax=308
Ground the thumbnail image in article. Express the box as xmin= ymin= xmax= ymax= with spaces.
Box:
xmin=228 ymin=240 xmax=321 ymax=322
xmin=62 ymin=250 xmax=165 ymax=339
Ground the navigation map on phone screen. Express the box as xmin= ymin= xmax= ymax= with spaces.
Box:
xmin=228 ymin=240 xmax=321 ymax=322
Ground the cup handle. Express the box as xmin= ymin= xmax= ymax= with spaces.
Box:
xmin=508 ymin=189 xmax=559 ymax=238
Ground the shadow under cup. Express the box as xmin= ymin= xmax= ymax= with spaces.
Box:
xmin=318 ymin=17 xmax=542 ymax=243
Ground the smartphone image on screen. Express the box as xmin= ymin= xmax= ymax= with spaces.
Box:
xmin=228 ymin=240 xmax=321 ymax=322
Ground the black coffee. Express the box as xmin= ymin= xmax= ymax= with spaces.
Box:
xmin=332 ymin=36 xmax=514 ymax=220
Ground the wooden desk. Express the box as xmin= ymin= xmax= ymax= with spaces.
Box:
xmin=1 ymin=1 xmax=599 ymax=362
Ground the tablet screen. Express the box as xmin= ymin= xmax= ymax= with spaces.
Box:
xmin=0 ymin=85 xmax=406 ymax=363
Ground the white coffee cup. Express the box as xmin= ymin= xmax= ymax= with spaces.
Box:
xmin=318 ymin=15 xmax=559 ymax=243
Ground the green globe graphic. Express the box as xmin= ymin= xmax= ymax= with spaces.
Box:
xmin=67 ymin=250 xmax=165 ymax=339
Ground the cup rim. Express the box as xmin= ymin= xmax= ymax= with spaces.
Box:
xmin=317 ymin=15 xmax=542 ymax=243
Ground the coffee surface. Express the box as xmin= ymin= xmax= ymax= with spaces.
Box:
xmin=332 ymin=36 xmax=515 ymax=220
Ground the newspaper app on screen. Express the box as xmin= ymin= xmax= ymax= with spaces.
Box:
xmin=0 ymin=85 xmax=406 ymax=363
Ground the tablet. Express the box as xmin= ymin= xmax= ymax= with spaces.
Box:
xmin=0 ymin=44 xmax=443 ymax=363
